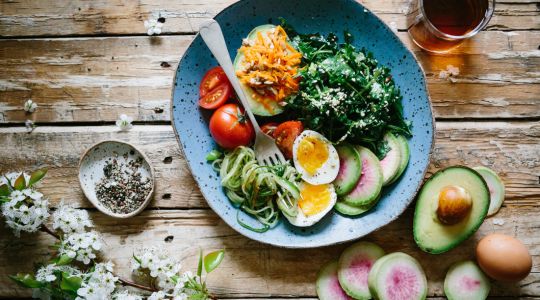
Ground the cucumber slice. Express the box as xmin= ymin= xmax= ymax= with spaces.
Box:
xmin=333 ymin=144 xmax=362 ymax=196
xmin=341 ymin=146 xmax=383 ymax=207
xmin=380 ymin=132 xmax=402 ymax=186
xmin=444 ymin=260 xmax=490 ymax=300
xmin=316 ymin=260 xmax=353 ymax=300
xmin=387 ymin=134 xmax=410 ymax=185
xmin=337 ymin=241 xmax=385 ymax=299
xmin=473 ymin=166 xmax=505 ymax=216
xmin=233 ymin=24 xmax=284 ymax=116
xmin=368 ymin=252 xmax=427 ymax=300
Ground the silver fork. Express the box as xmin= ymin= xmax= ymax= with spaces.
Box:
xmin=199 ymin=20 xmax=286 ymax=166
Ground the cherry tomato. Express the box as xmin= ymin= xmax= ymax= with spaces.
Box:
xmin=209 ymin=104 xmax=255 ymax=149
xmin=199 ymin=83 xmax=231 ymax=109
xmin=274 ymin=121 xmax=304 ymax=159
xmin=261 ymin=122 xmax=279 ymax=137
xmin=199 ymin=67 xmax=229 ymax=98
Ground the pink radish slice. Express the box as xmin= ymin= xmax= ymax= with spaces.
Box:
xmin=473 ymin=166 xmax=505 ymax=216
xmin=369 ymin=252 xmax=427 ymax=300
xmin=316 ymin=260 xmax=353 ymax=300
xmin=341 ymin=146 xmax=383 ymax=207
xmin=333 ymin=144 xmax=362 ymax=196
xmin=379 ymin=132 xmax=402 ymax=186
xmin=338 ymin=241 xmax=385 ymax=299
xmin=444 ymin=260 xmax=490 ymax=300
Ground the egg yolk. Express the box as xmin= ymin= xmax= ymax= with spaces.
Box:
xmin=297 ymin=136 xmax=329 ymax=175
xmin=299 ymin=183 xmax=331 ymax=216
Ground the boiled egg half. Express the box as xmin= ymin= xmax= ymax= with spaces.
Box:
xmin=292 ymin=130 xmax=340 ymax=185
xmin=285 ymin=181 xmax=337 ymax=227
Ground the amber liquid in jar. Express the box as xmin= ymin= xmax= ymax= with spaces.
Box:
xmin=408 ymin=0 xmax=490 ymax=53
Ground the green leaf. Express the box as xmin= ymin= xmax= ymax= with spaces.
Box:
xmin=197 ymin=249 xmax=203 ymax=277
xmin=28 ymin=168 xmax=47 ymax=187
xmin=206 ymin=150 xmax=222 ymax=162
xmin=60 ymin=273 xmax=82 ymax=293
xmin=9 ymin=273 xmax=43 ymax=288
xmin=170 ymin=274 xmax=179 ymax=284
xmin=0 ymin=184 xmax=10 ymax=197
xmin=204 ymin=249 xmax=225 ymax=274
xmin=55 ymin=254 xmax=74 ymax=266
xmin=13 ymin=174 xmax=26 ymax=190
xmin=132 ymin=253 xmax=142 ymax=264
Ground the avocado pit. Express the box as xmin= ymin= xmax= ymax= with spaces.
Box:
xmin=436 ymin=185 xmax=472 ymax=225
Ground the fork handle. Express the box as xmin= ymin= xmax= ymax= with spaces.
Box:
xmin=199 ymin=20 xmax=261 ymax=132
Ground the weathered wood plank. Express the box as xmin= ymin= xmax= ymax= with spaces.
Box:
xmin=0 ymin=0 xmax=537 ymax=37
xmin=0 ymin=206 xmax=539 ymax=298
xmin=0 ymin=31 xmax=539 ymax=123
xmin=0 ymin=122 xmax=538 ymax=209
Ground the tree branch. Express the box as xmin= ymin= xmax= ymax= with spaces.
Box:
xmin=39 ymin=225 xmax=60 ymax=239
xmin=118 ymin=277 xmax=158 ymax=292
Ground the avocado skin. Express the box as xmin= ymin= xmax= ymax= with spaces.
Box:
xmin=413 ymin=165 xmax=490 ymax=254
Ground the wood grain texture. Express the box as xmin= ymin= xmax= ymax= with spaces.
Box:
xmin=0 ymin=0 xmax=538 ymax=37
xmin=0 ymin=122 xmax=538 ymax=209
xmin=1 ymin=31 xmax=539 ymax=123
xmin=0 ymin=206 xmax=539 ymax=298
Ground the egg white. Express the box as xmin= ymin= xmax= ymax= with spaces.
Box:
xmin=284 ymin=182 xmax=337 ymax=227
xmin=292 ymin=130 xmax=340 ymax=185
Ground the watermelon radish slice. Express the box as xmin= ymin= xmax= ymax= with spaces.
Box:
xmin=379 ymin=132 xmax=402 ymax=186
xmin=341 ymin=146 xmax=383 ymax=207
xmin=387 ymin=134 xmax=410 ymax=185
xmin=316 ymin=260 xmax=353 ymax=300
xmin=444 ymin=260 xmax=490 ymax=300
xmin=334 ymin=144 xmax=362 ymax=196
xmin=473 ymin=166 xmax=505 ymax=216
xmin=338 ymin=241 xmax=385 ymax=299
xmin=368 ymin=252 xmax=427 ymax=300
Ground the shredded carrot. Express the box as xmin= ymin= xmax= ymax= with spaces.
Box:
xmin=236 ymin=26 xmax=301 ymax=111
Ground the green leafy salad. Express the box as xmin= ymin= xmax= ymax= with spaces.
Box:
xmin=282 ymin=20 xmax=411 ymax=157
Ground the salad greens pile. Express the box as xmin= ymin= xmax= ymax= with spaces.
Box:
xmin=282 ymin=20 xmax=411 ymax=158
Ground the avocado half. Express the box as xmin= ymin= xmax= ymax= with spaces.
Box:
xmin=233 ymin=24 xmax=284 ymax=116
xmin=413 ymin=166 xmax=490 ymax=254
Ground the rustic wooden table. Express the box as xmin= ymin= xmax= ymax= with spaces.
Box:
xmin=0 ymin=0 xmax=539 ymax=299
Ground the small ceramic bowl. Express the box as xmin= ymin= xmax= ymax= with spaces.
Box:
xmin=78 ymin=140 xmax=155 ymax=218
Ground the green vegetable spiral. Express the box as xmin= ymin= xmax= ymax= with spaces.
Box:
xmin=212 ymin=147 xmax=301 ymax=232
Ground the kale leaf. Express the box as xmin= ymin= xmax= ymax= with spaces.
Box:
xmin=281 ymin=19 xmax=412 ymax=158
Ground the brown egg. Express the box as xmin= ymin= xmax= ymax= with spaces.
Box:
xmin=476 ymin=233 xmax=532 ymax=282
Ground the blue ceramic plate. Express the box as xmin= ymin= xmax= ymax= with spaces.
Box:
xmin=171 ymin=0 xmax=434 ymax=248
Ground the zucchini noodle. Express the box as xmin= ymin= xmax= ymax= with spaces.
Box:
xmin=211 ymin=146 xmax=301 ymax=232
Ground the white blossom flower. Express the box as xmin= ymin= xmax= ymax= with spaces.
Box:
xmin=24 ymin=99 xmax=38 ymax=113
xmin=132 ymin=247 xmax=183 ymax=291
xmin=116 ymin=114 xmax=133 ymax=131
xmin=439 ymin=65 xmax=460 ymax=81
xmin=52 ymin=202 xmax=93 ymax=234
xmin=148 ymin=291 xmax=167 ymax=300
xmin=35 ymin=264 xmax=58 ymax=282
xmin=35 ymin=264 xmax=81 ymax=283
xmin=76 ymin=262 xmax=118 ymax=300
xmin=144 ymin=15 xmax=164 ymax=36
xmin=1 ymin=181 xmax=50 ymax=237
xmin=25 ymin=120 xmax=36 ymax=133
xmin=112 ymin=290 xmax=144 ymax=300
xmin=22 ymin=188 xmax=43 ymax=200
xmin=59 ymin=231 xmax=102 ymax=264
